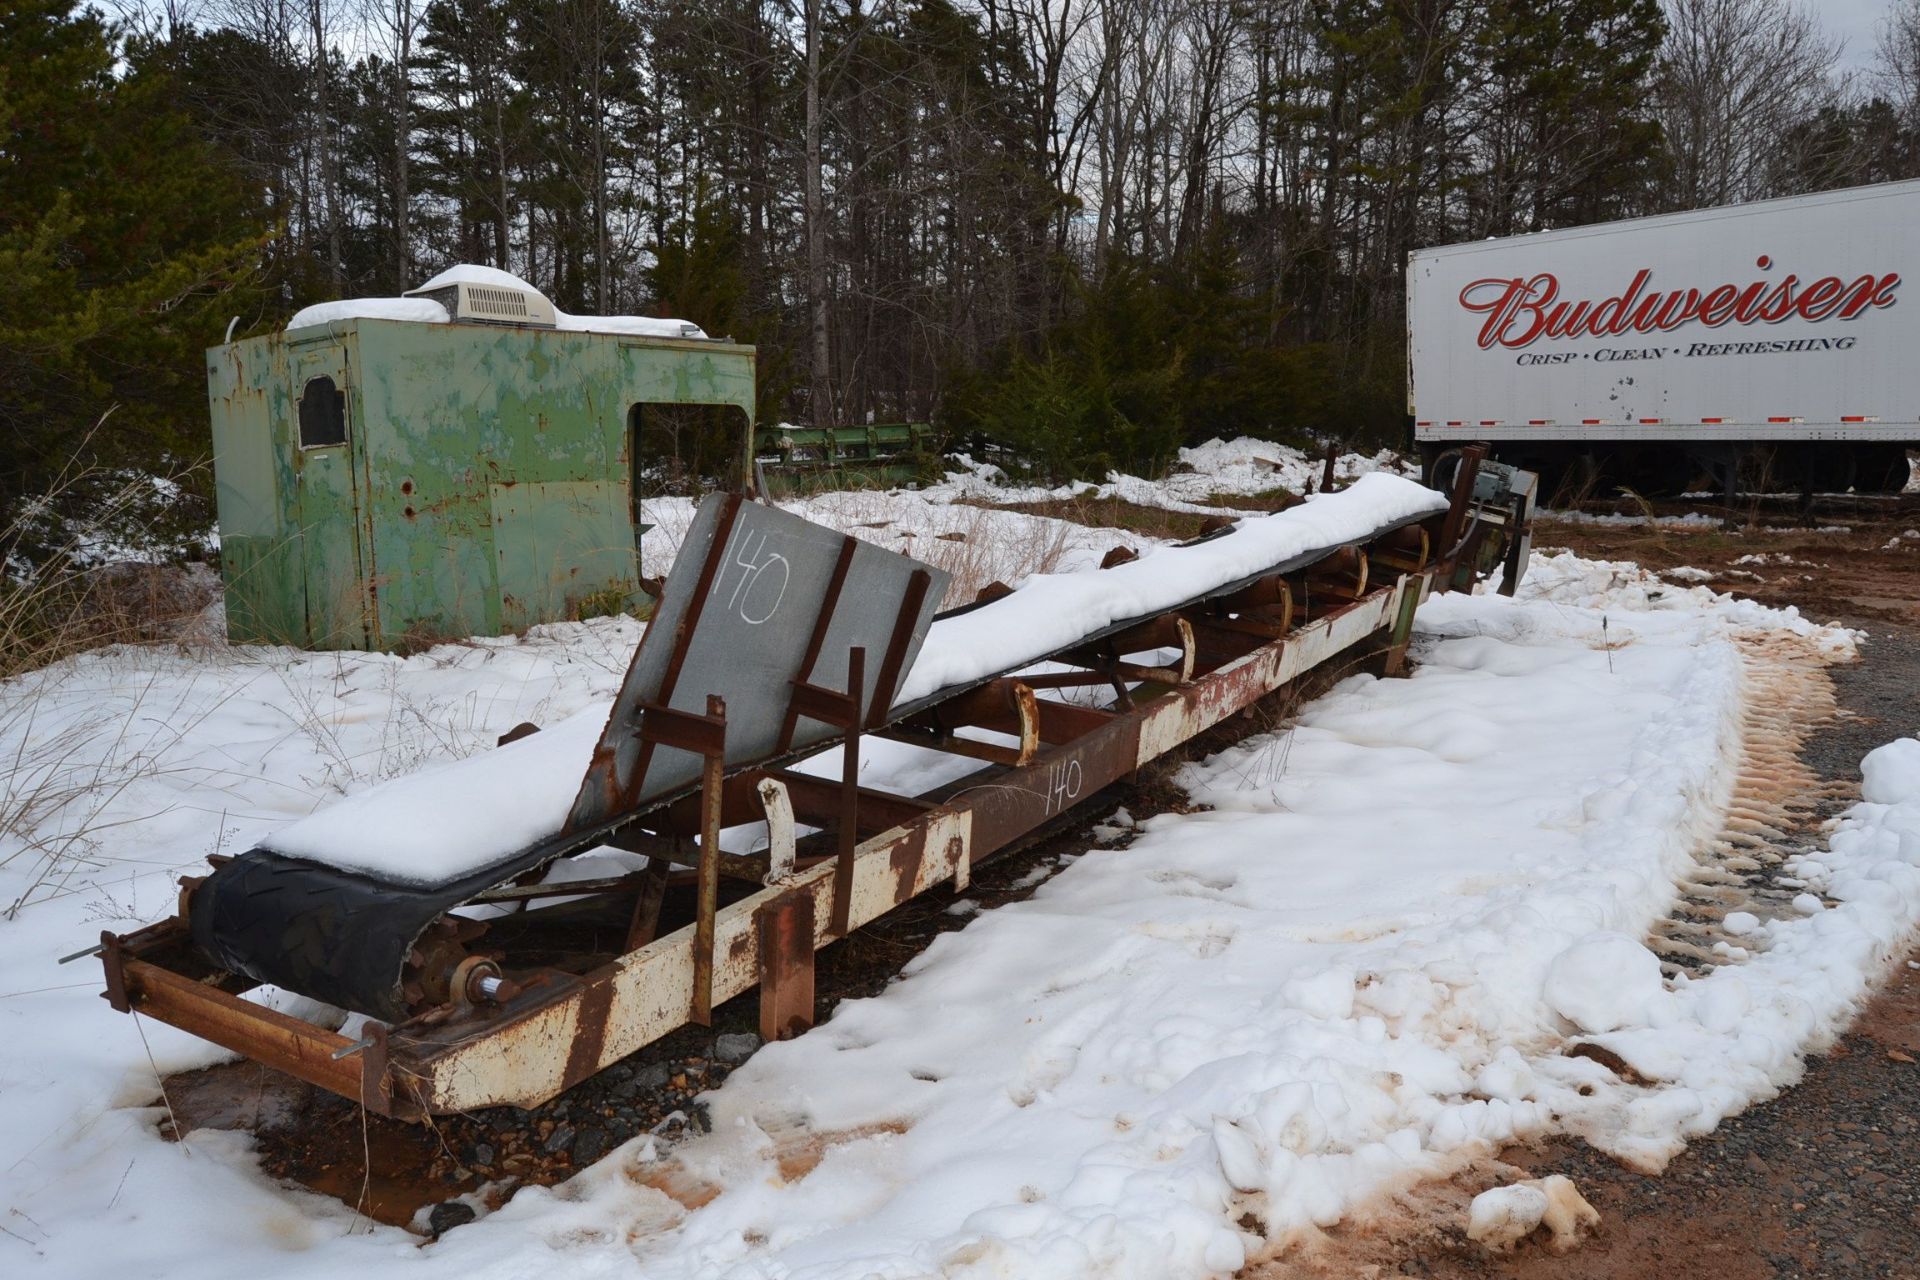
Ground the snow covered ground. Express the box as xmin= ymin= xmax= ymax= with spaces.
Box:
xmin=918 ymin=436 xmax=1412 ymax=517
xmin=3 ymin=453 xmax=1919 ymax=1279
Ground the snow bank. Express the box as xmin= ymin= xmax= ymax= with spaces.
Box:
xmin=429 ymin=551 xmax=1855 ymax=1279
xmin=1543 ymin=933 xmax=1667 ymax=1034
xmin=287 ymin=264 xmax=707 ymax=339
xmin=1563 ymin=735 xmax=1920 ymax=1169
xmin=0 ymin=618 xmax=648 ymax=1277
xmin=922 ymin=437 xmax=1414 ymax=517
xmin=1501 ymin=549 xmax=1859 ymax=659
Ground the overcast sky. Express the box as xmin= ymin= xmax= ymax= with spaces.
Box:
xmin=1817 ymin=0 xmax=1895 ymax=70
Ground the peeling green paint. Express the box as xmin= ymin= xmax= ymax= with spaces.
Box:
xmin=208 ymin=318 xmax=756 ymax=650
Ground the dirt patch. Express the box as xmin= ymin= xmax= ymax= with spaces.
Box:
xmin=1644 ymin=629 xmax=1849 ymax=981
xmin=1536 ymin=494 xmax=1920 ymax=626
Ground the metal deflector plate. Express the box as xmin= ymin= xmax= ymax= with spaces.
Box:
xmin=566 ymin=493 xmax=950 ymax=832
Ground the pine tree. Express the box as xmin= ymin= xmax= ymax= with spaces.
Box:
xmin=0 ymin=0 xmax=270 ymax=564
xmin=1466 ymin=0 xmax=1667 ymax=234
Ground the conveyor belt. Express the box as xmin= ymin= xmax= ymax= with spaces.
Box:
xmin=190 ymin=505 xmax=1432 ymax=1021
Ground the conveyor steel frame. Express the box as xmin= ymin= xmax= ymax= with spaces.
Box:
xmin=100 ymin=460 xmax=1548 ymax=1119
xmin=101 ymin=563 xmax=1437 ymax=1118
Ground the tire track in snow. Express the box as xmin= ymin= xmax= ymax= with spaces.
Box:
xmin=1648 ymin=631 xmax=1853 ymax=979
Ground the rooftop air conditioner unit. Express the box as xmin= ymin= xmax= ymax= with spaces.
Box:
xmin=403 ymin=279 xmax=558 ymax=329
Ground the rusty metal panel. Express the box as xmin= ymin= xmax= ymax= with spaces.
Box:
xmin=412 ymin=804 xmax=978 ymax=1112
xmin=291 ymin=343 xmax=372 ymax=649
xmin=566 ymin=493 xmax=951 ymax=833
xmin=209 ymin=336 xmax=309 ymax=644
xmin=488 ymin=480 xmax=639 ymax=633
xmin=208 ymin=318 xmax=760 ymax=650
xmin=1132 ymin=585 xmax=1402 ymax=766
xmin=119 ymin=956 xmax=369 ymax=1103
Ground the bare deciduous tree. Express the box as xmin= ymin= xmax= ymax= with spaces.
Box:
xmin=1655 ymin=0 xmax=1843 ymax=208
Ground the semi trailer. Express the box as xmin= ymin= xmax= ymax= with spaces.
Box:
xmin=1409 ymin=179 xmax=1920 ymax=498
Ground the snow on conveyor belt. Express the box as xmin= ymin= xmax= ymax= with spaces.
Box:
xmin=262 ymin=473 xmax=1445 ymax=886
xmin=189 ymin=475 xmax=1447 ymax=1020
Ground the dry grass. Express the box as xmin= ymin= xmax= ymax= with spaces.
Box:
xmin=1212 ymin=486 xmax=1304 ymax=513
xmin=995 ymin=493 xmax=1210 ymax=543
xmin=882 ymin=504 xmax=1082 ymax=601
xmin=0 ymin=444 xmax=225 ymax=915
xmin=2 ymin=461 xmax=216 ymax=680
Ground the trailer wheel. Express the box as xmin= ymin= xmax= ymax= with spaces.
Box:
xmin=1852 ymin=444 xmax=1914 ymax=493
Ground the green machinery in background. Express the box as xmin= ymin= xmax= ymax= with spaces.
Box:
xmin=754 ymin=421 xmax=935 ymax=496
xmin=208 ymin=313 xmax=756 ymax=650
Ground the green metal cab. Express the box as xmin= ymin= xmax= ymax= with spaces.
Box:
xmin=207 ymin=318 xmax=755 ymax=650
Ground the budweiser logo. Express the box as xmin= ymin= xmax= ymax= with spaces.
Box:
xmin=1458 ymin=257 xmax=1900 ymax=350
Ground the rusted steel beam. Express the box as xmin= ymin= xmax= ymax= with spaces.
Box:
xmin=918 ymin=677 xmax=1029 ymax=733
xmin=786 ymin=681 xmax=858 ymax=735
xmin=893 ymin=677 xmax=1041 ymax=766
xmin=100 ymin=929 xmax=132 ymax=1013
xmin=779 ymin=538 xmax=857 ymax=752
xmin=625 ymin=860 xmax=673 ymax=950
xmin=638 ymin=698 xmax=730 ymax=758
xmin=1218 ymin=574 xmax=1293 ymax=627
xmin=119 ymin=955 xmax=380 ymax=1108
xmin=876 ymin=731 xmax=1020 ymax=767
xmin=1370 ymin=523 xmax=1431 ymax=574
xmin=868 ymin=570 xmax=934 ymax=729
xmin=1113 ymin=616 xmax=1195 ymax=684
xmin=606 ymin=833 xmax=771 ymax=885
xmin=757 ymin=891 xmax=815 ymax=1042
xmin=692 ymin=695 xmax=726 ymax=1026
xmin=1018 ymin=669 xmax=1122 ymax=689
xmin=832 ymin=648 xmax=866 ymax=937
xmin=1187 ymin=617 xmax=1284 ymax=670
xmin=1033 ymin=699 xmax=1117 ymax=744
xmin=764 ymin=769 xmax=936 ymax=834
xmin=634 ymin=770 xmax=770 ymax=840
xmin=1381 ymin=574 xmax=1426 ymax=678
xmin=1436 ymin=445 xmax=1487 ymax=582
xmin=1303 ymin=546 xmax=1368 ymax=599
xmin=469 ymin=871 xmax=654 ymax=904
xmin=1063 ymin=614 xmax=1186 ymax=666
xmin=568 ymin=495 xmax=740 ymax=832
